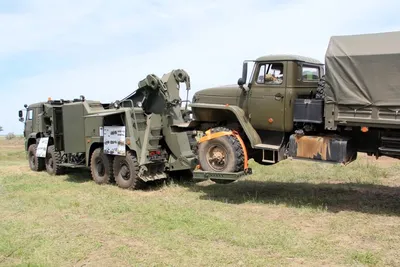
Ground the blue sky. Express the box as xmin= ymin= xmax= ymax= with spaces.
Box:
xmin=1 ymin=0 xmax=400 ymax=134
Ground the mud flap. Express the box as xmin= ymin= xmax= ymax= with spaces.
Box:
xmin=287 ymin=134 xmax=357 ymax=164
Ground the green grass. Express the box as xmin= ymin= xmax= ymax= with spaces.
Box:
xmin=1 ymin=139 xmax=400 ymax=266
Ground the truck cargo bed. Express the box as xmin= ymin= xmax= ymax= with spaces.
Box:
xmin=325 ymin=103 xmax=400 ymax=130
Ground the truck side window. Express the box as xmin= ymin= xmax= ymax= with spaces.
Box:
xmin=26 ymin=109 xmax=33 ymax=120
xmin=256 ymin=63 xmax=284 ymax=85
xmin=302 ymin=66 xmax=320 ymax=81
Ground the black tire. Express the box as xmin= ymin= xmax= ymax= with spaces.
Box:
xmin=113 ymin=151 xmax=144 ymax=190
xmin=27 ymin=144 xmax=45 ymax=171
xmin=197 ymin=127 xmax=244 ymax=173
xmin=90 ymin=148 xmax=114 ymax=185
xmin=45 ymin=145 xmax=65 ymax=175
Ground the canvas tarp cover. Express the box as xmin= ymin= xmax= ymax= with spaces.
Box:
xmin=325 ymin=31 xmax=400 ymax=107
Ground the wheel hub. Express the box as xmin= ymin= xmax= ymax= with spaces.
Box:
xmin=207 ymin=145 xmax=227 ymax=171
xmin=120 ymin=164 xmax=130 ymax=180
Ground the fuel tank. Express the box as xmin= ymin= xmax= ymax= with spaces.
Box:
xmin=287 ymin=134 xmax=357 ymax=164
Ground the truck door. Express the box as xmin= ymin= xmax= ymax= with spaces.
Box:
xmin=247 ymin=61 xmax=287 ymax=131
xmin=24 ymin=108 xmax=34 ymax=138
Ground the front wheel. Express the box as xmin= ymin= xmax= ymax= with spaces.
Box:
xmin=197 ymin=127 xmax=244 ymax=173
xmin=28 ymin=144 xmax=45 ymax=171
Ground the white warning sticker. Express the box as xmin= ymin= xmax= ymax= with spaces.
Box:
xmin=36 ymin=137 xmax=49 ymax=158
xmin=103 ymin=126 xmax=126 ymax=156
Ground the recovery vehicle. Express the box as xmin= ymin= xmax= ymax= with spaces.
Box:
xmin=18 ymin=69 xmax=198 ymax=189
xmin=185 ymin=30 xmax=400 ymax=183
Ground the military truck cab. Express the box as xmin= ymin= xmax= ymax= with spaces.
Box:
xmin=19 ymin=103 xmax=44 ymax=142
xmin=191 ymin=55 xmax=325 ymax=172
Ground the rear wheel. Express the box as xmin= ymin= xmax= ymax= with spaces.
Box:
xmin=90 ymin=148 xmax=114 ymax=184
xmin=28 ymin=144 xmax=45 ymax=171
xmin=45 ymin=145 xmax=64 ymax=175
xmin=113 ymin=151 xmax=144 ymax=190
xmin=197 ymin=127 xmax=244 ymax=184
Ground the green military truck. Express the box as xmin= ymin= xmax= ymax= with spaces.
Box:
xmin=186 ymin=31 xmax=400 ymax=182
xmin=19 ymin=69 xmax=198 ymax=189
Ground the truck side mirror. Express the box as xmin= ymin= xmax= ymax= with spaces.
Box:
xmin=18 ymin=110 xmax=24 ymax=122
xmin=237 ymin=62 xmax=248 ymax=86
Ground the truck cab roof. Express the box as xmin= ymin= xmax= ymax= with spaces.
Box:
xmin=27 ymin=102 xmax=46 ymax=109
xmin=255 ymin=54 xmax=323 ymax=65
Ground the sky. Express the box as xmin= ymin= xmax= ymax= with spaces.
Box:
xmin=0 ymin=0 xmax=399 ymax=134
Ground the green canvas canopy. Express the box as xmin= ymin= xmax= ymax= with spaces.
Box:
xmin=324 ymin=31 xmax=400 ymax=107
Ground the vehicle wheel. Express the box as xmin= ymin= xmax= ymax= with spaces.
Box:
xmin=90 ymin=148 xmax=114 ymax=184
xmin=198 ymin=127 xmax=244 ymax=173
xmin=113 ymin=151 xmax=144 ymax=190
xmin=45 ymin=145 xmax=64 ymax=175
xmin=28 ymin=144 xmax=45 ymax=171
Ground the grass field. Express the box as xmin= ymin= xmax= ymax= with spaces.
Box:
xmin=1 ymin=137 xmax=400 ymax=266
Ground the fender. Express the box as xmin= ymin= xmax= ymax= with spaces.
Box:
xmin=26 ymin=132 xmax=40 ymax=150
xmin=190 ymin=103 xmax=261 ymax=148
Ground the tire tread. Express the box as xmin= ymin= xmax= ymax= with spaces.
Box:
xmin=45 ymin=145 xmax=64 ymax=175
xmin=90 ymin=147 xmax=114 ymax=184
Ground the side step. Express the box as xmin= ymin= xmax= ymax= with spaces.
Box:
xmin=254 ymin=144 xmax=280 ymax=164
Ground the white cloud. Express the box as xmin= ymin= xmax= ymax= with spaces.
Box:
xmin=1 ymin=0 xmax=400 ymax=133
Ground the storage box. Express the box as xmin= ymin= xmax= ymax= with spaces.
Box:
xmin=293 ymin=98 xmax=324 ymax=124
